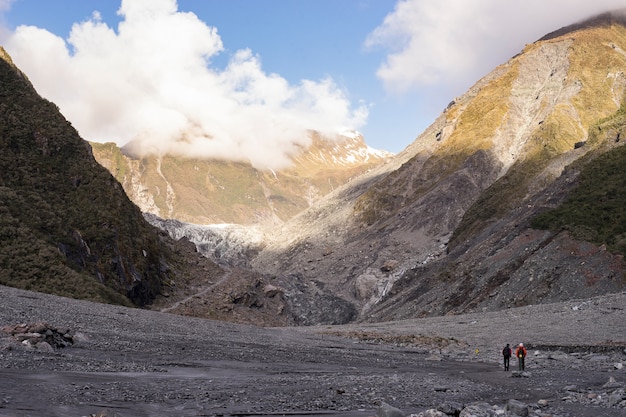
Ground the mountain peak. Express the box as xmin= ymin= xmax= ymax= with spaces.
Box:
xmin=91 ymin=131 xmax=391 ymax=225
xmin=290 ymin=131 xmax=393 ymax=169
xmin=540 ymin=8 xmax=626 ymax=41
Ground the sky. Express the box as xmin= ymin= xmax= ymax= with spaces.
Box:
xmin=1 ymin=0 xmax=626 ymax=169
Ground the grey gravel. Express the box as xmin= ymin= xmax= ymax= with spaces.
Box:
xmin=0 ymin=285 xmax=624 ymax=417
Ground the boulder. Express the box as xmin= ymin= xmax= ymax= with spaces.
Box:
xmin=263 ymin=284 xmax=283 ymax=297
xmin=609 ymin=388 xmax=625 ymax=406
xmin=437 ymin=401 xmax=463 ymax=416
xmin=459 ymin=402 xmax=495 ymax=417
xmin=381 ymin=260 xmax=399 ymax=272
xmin=603 ymin=376 xmax=623 ymax=390
xmin=354 ymin=272 xmax=379 ymax=300
xmin=504 ymin=399 xmax=528 ymax=416
xmin=416 ymin=410 xmax=446 ymax=417
xmin=35 ymin=341 xmax=55 ymax=353
xmin=376 ymin=402 xmax=405 ymax=417
xmin=0 ymin=322 xmax=74 ymax=349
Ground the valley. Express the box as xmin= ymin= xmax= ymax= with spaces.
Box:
xmin=136 ymin=15 xmax=626 ymax=326
xmin=2 ymin=8 xmax=626 ymax=417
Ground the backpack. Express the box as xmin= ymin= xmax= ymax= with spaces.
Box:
xmin=503 ymin=346 xmax=511 ymax=357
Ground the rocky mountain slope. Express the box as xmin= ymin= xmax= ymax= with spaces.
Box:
xmin=0 ymin=47 xmax=229 ymax=308
xmin=115 ymin=11 xmax=626 ymax=326
xmin=91 ymin=131 xmax=391 ymax=226
xmin=238 ymin=11 xmax=626 ymax=323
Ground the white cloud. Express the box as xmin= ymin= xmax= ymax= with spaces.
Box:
xmin=0 ymin=0 xmax=12 ymax=12
xmin=3 ymin=0 xmax=367 ymax=170
xmin=0 ymin=0 xmax=13 ymax=39
xmin=366 ymin=0 xmax=626 ymax=95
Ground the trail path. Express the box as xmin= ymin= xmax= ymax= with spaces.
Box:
xmin=159 ymin=270 xmax=233 ymax=314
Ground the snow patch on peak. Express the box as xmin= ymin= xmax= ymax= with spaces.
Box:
xmin=366 ymin=145 xmax=394 ymax=159
xmin=339 ymin=129 xmax=361 ymax=140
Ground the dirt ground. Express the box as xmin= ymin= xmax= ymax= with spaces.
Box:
xmin=0 ymin=285 xmax=624 ymax=417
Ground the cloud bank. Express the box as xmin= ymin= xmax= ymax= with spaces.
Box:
xmin=366 ymin=0 xmax=626 ymax=95
xmin=3 ymin=0 xmax=367 ymax=170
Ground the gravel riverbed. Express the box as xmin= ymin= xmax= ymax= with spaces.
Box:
xmin=0 ymin=285 xmax=625 ymax=417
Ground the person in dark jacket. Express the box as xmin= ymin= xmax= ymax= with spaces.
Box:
xmin=502 ymin=343 xmax=511 ymax=371
xmin=515 ymin=343 xmax=527 ymax=371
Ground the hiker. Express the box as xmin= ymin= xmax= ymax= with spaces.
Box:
xmin=502 ymin=343 xmax=511 ymax=371
xmin=515 ymin=342 xmax=527 ymax=371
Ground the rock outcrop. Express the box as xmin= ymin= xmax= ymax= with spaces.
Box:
xmin=0 ymin=322 xmax=75 ymax=352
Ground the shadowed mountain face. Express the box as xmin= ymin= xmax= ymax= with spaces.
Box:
xmin=0 ymin=47 xmax=176 ymax=306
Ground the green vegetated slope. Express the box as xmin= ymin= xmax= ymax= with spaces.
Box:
xmin=0 ymin=48 xmax=173 ymax=306
xmin=531 ymin=107 xmax=626 ymax=257
xmin=450 ymin=22 xmax=626 ymax=250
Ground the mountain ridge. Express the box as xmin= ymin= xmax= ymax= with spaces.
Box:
xmin=91 ymin=131 xmax=391 ymax=226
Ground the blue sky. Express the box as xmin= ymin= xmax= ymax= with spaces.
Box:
xmin=1 ymin=0 xmax=625 ymax=169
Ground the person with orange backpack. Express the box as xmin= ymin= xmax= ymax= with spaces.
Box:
xmin=515 ymin=343 xmax=527 ymax=371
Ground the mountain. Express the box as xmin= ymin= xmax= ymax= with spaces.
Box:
xmin=142 ymin=10 xmax=626 ymax=325
xmin=0 ymin=47 xmax=228 ymax=308
xmin=241 ymin=11 xmax=626 ymax=322
xmin=0 ymin=46 xmax=305 ymax=326
xmin=2 ymin=10 xmax=626 ymax=328
xmin=91 ymin=132 xmax=391 ymax=226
